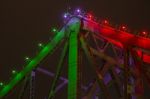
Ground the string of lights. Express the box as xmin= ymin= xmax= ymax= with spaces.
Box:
xmin=0 ymin=8 xmax=150 ymax=98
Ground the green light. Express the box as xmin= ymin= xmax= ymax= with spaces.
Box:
xmin=0 ymin=17 xmax=79 ymax=98
xmin=12 ymin=70 xmax=16 ymax=74
xmin=38 ymin=43 xmax=43 ymax=47
xmin=25 ymin=57 xmax=30 ymax=61
xmin=0 ymin=83 xmax=3 ymax=86
xmin=68 ymin=18 xmax=81 ymax=99
xmin=52 ymin=28 xmax=57 ymax=32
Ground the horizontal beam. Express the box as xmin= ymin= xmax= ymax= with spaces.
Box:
xmin=37 ymin=67 xmax=67 ymax=81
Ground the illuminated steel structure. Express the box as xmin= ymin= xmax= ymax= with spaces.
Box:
xmin=0 ymin=9 xmax=150 ymax=99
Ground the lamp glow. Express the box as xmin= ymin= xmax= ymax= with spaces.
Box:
xmin=38 ymin=43 xmax=43 ymax=47
xmin=103 ymin=20 xmax=109 ymax=25
xmin=52 ymin=28 xmax=57 ymax=32
xmin=25 ymin=57 xmax=30 ymax=61
xmin=87 ymin=13 xmax=93 ymax=20
xmin=120 ymin=25 xmax=127 ymax=31
xmin=76 ymin=9 xmax=81 ymax=13
xmin=12 ymin=70 xmax=16 ymax=74
xmin=140 ymin=31 xmax=148 ymax=37
xmin=122 ymin=26 xmax=126 ymax=30
xmin=0 ymin=82 xmax=3 ymax=86
xmin=142 ymin=31 xmax=147 ymax=35
xmin=63 ymin=13 xmax=68 ymax=18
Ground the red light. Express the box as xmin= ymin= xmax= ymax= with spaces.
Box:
xmin=87 ymin=13 xmax=93 ymax=20
xmin=89 ymin=15 xmax=92 ymax=19
xmin=140 ymin=31 xmax=148 ymax=37
xmin=122 ymin=26 xmax=126 ymax=30
xmin=104 ymin=20 xmax=109 ymax=25
xmin=142 ymin=31 xmax=147 ymax=35
xmin=119 ymin=25 xmax=127 ymax=31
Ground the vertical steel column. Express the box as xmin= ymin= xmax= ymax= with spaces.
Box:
xmin=68 ymin=29 xmax=78 ymax=99
xmin=131 ymin=49 xmax=144 ymax=99
xmin=124 ymin=48 xmax=132 ymax=99
xmin=68 ymin=18 xmax=81 ymax=99
xmin=77 ymin=48 xmax=83 ymax=98
xmin=124 ymin=48 xmax=128 ymax=99
xmin=30 ymin=70 xmax=36 ymax=99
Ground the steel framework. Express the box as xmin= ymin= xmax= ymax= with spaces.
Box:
xmin=0 ymin=11 xmax=150 ymax=99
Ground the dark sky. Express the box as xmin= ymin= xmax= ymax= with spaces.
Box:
xmin=0 ymin=0 xmax=150 ymax=98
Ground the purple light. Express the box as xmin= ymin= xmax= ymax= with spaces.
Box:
xmin=76 ymin=9 xmax=81 ymax=13
xmin=64 ymin=14 xmax=67 ymax=18
xmin=64 ymin=13 xmax=68 ymax=19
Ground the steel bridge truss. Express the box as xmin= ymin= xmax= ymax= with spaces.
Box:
xmin=0 ymin=15 xmax=150 ymax=99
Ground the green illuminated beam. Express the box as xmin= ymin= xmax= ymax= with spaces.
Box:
xmin=68 ymin=18 xmax=81 ymax=99
xmin=0 ymin=25 xmax=67 ymax=98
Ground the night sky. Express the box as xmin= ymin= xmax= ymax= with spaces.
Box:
xmin=0 ymin=0 xmax=150 ymax=98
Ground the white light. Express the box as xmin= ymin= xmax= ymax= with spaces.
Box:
xmin=63 ymin=13 xmax=67 ymax=18
xmin=77 ymin=9 xmax=81 ymax=13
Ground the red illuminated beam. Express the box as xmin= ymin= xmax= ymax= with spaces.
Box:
xmin=81 ymin=17 xmax=150 ymax=64
xmin=82 ymin=19 xmax=150 ymax=51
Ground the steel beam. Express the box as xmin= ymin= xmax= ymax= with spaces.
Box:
xmin=80 ymin=36 xmax=112 ymax=99
xmin=48 ymin=42 xmax=68 ymax=99
xmin=0 ymin=17 xmax=77 ymax=98
xmin=68 ymin=17 xmax=81 ymax=99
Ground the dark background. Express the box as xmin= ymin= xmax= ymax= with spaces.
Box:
xmin=0 ymin=0 xmax=150 ymax=98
